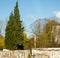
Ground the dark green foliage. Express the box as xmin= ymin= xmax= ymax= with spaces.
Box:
xmin=5 ymin=1 xmax=24 ymax=50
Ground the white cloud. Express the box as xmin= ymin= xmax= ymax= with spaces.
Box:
xmin=27 ymin=14 xmax=36 ymax=20
xmin=54 ymin=11 xmax=60 ymax=19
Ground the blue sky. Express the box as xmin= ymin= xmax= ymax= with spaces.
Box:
xmin=0 ymin=0 xmax=60 ymax=37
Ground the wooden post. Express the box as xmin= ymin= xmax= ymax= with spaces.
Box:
xmin=34 ymin=35 xmax=37 ymax=48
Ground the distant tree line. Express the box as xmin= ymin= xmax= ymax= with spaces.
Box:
xmin=30 ymin=19 xmax=60 ymax=48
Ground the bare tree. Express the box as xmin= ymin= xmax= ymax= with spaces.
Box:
xmin=30 ymin=19 xmax=51 ymax=48
xmin=30 ymin=19 xmax=41 ymax=36
xmin=0 ymin=19 xmax=8 ymax=37
xmin=0 ymin=20 xmax=4 ymax=35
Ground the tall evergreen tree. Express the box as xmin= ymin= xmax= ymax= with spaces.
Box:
xmin=5 ymin=1 xmax=24 ymax=50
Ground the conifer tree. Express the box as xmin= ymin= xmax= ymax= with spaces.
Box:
xmin=5 ymin=1 xmax=24 ymax=50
